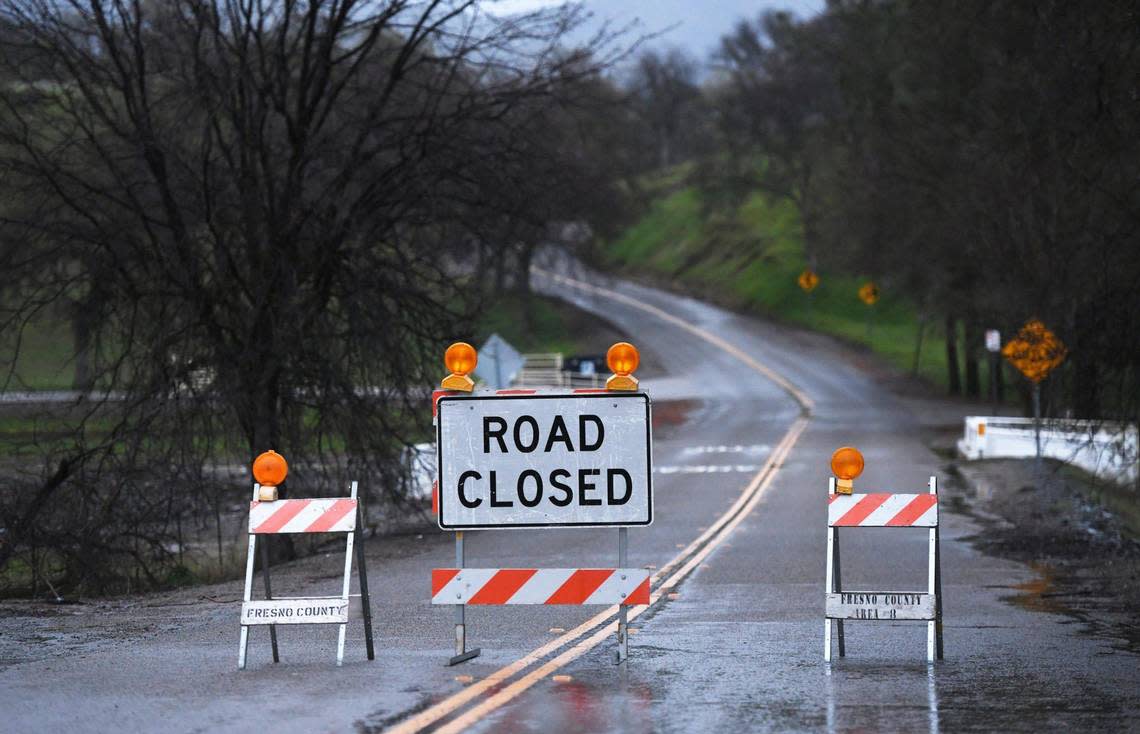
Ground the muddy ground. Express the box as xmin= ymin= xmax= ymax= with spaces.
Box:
xmin=945 ymin=456 xmax=1140 ymax=653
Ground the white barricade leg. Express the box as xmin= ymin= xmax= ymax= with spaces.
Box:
xmin=931 ymin=476 xmax=944 ymax=661
xmin=240 ymin=482 xmax=279 ymax=668
xmin=926 ymin=475 xmax=939 ymax=662
xmin=824 ymin=476 xmax=838 ymax=662
xmin=338 ymin=517 xmax=355 ymax=666
xmin=238 ymin=532 xmax=257 ymax=670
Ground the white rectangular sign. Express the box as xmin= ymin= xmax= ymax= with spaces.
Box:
xmin=436 ymin=392 xmax=652 ymax=529
xmin=240 ymin=596 xmax=362 ymax=625
xmin=825 ymin=592 xmax=935 ymax=621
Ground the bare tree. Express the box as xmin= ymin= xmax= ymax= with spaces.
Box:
xmin=0 ymin=0 xmax=626 ymax=592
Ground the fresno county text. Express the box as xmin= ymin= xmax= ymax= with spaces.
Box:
xmin=436 ymin=393 xmax=652 ymax=529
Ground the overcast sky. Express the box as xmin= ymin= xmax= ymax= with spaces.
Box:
xmin=489 ymin=0 xmax=824 ymax=61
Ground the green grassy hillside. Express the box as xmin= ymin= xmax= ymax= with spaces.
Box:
xmin=600 ymin=183 xmax=951 ymax=388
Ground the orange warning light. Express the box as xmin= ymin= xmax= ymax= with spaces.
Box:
xmin=442 ymin=342 xmax=477 ymax=392
xmin=606 ymin=342 xmax=640 ymax=391
xmin=830 ymin=446 xmax=863 ymax=495
xmin=253 ymin=450 xmax=288 ymax=487
xmin=607 ymin=342 xmax=640 ymax=376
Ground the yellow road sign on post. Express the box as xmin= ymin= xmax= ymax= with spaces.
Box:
xmin=1001 ymin=319 xmax=1066 ymax=383
xmin=858 ymin=281 xmax=880 ymax=306
xmin=798 ymin=269 xmax=820 ymax=293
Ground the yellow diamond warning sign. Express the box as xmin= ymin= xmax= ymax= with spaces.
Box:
xmin=798 ymin=269 xmax=820 ymax=293
xmin=858 ymin=281 xmax=880 ymax=306
xmin=1002 ymin=319 xmax=1066 ymax=383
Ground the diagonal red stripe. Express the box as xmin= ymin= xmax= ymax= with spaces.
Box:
xmin=304 ymin=499 xmax=357 ymax=533
xmin=432 ymin=568 xmax=461 ymax=597
xmin=251 ymin=499 xmax=311 ymax=534
xmin=545 ymin=569 xmax=613 ymax=605
xmin=829 ymin=494 xmax=841 ymax=504
xmin=468 ymin=569 xmax=537 ymax=604
xmin=885 ymin=494 xmax=937 ymax=526
xmin=623 ymin=577 xmax=650 ymax=606
xmin=835 ymin=493 xmax=891 ymax=526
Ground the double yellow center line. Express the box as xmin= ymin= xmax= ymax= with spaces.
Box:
xmin=388 ymin=269 xmax=813 ymax=733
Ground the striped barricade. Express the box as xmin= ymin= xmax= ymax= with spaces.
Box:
xmin=431 ymin=362 xmax=653 ymax=666
xmin=431 ymin=568 xmax=651 ymax=606
xmin=238 ymin=483 xmax=375 ymax=669
xmin=824 ymin=478 xmax=944 ymax=662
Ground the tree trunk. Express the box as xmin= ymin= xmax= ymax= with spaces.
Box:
xmin=911 ymin=310 xmax=927 ymax=376
xmin=515 ymin=242 xmax=537 ymax=294
xmin=963 ymin=318 xmax=981 ymax=397
xmin=945 ymin=314 xmax=961 ymax=395
xmin=71 ymin=303 xmax=94 ymax=391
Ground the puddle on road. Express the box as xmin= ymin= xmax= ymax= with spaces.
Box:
xmin=1004 ymin=563 xmax=1069 ymax=615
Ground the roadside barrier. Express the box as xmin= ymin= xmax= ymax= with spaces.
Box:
xmin=431 ymin=341 xmax=653 ymax=665
xmin=238 ymin=454 xmax=375 ymax=669
xmin=824 ymin=447 xmax=943 ymax=663
xmin=431 ymin=568 xmax=650 ymax=605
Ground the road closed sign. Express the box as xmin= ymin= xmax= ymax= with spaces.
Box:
xmin=436 ymin=392 xmax=652 ymax=529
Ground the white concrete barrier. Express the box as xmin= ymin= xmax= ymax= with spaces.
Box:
xmin=957 ymin=416 xmax=1138 ymax=485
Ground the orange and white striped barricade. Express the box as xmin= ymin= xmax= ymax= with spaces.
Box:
xmin=237 ymin=481 xmax=375 ymax=669
xmin=824 ymin=476 xmax=944 ymax=662
xmin=431 ymin=341 xmax=652 ymax=665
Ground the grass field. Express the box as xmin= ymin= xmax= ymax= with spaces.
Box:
xmin=600 ymin=182 xmax=953 ymax=389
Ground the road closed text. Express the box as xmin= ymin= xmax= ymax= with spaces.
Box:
xmin=437 ymin=394 xmax=652 ymax=528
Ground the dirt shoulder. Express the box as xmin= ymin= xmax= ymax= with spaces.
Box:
xmin=940 ymin=458 xmax=1140 ymax=653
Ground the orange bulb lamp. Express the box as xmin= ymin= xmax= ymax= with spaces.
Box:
xmin=253 ymin=450 xmax=288 ymax=501
xmin=830 ymin=446 xmax=864 ymax=495
xmin=442 ymin=342 xmax=477 ymax=392
xmin=606 ymin=342 xmax=640 ymax=391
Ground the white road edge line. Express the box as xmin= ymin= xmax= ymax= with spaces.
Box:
xmin=385 ymin=268 xmax=813 ymax=734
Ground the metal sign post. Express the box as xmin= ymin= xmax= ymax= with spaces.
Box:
xmin=1001 ymin=320 xmax=1066 ymax=481
xmin=237 ymin=480 xmax=375 ymax=669
xmin=432 ymin=341 xmax=653 ymax=665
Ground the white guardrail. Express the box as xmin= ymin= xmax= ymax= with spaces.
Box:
xmin=958 ymin=416 xmax=1139 ymax=485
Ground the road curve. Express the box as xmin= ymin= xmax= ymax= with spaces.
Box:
xmin=1 ymin=254 xmax=1137 ymax=733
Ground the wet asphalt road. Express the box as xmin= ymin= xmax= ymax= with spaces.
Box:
xmin=2 ymin=256 xmax=1138 ymax=732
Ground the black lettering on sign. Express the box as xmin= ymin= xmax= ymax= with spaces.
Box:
xmin=549 ymin=469 xmax=573 ymax=507
xmin=483 ymin=417 xmax=507 ymax=453
xmin=544 ymin=415 xmax=574 ymax=453
xmin=579 ymin=468 xmax=602 ymax=505
xmin=579 ymin=415 xmax=604 ymax=451
xmin=607 ymin=468 xmax=632 ymax=505
xmin=458 ymin=471 xmax=482 ymax=508
xmin=518 ymin=470 xmax=543 ymax=507
xmin=490 ymin=470 xmax=512 ymax=507
xmin=514 ymin=415 xmax=540 ymax=453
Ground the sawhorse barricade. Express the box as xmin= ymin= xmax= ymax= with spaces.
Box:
xmin=824 ymin=475 xmax=944 ymax=662
xmin=431 ymin=533 xmax=651 ymax=665
xmin=430 ymin=341 xmax=653 ymax=665
xmin=238 ymin=481 xmax=375 ymax=669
